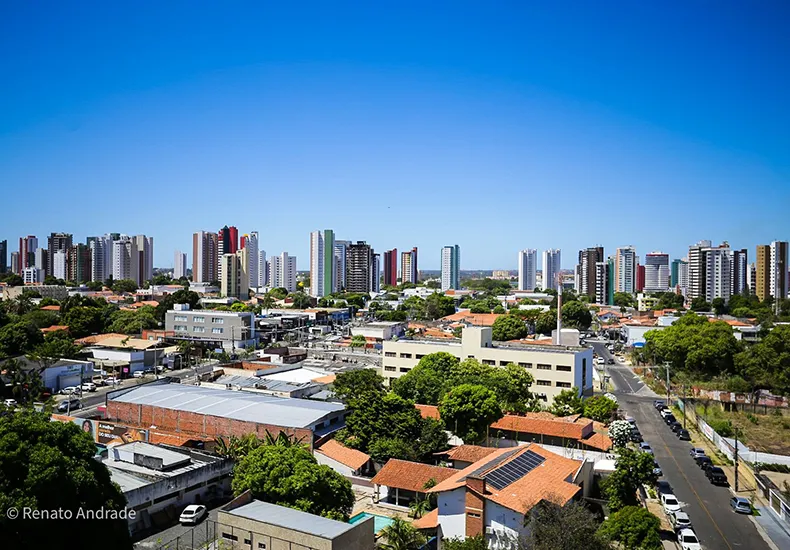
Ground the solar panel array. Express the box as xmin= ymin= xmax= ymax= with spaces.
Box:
xmin=484 ymin=450 xmax=546 ymax=490
xmin=463 ymin=448 xmax=520 ymax=481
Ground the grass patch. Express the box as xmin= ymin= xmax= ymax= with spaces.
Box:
xmin=694 ymin=403 xmax=790 ymax=455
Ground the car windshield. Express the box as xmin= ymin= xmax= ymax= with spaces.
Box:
xmin=684 ymin=535 xmax=698 ymax=543
xmin=666 ymin=497 xmax=678 ymax=505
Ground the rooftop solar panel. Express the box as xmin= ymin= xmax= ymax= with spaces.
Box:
xmin=485 ymin=450 xmax=545 ymax=490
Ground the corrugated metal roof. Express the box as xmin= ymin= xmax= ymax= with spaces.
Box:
xmin=226 ymin=500 xmax=359 ymax=539
xmin=110 ymin=383 xmax=345 ymax=428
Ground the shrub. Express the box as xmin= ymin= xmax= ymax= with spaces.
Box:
xmin=708 ymin=418 xmax=734 ymax=437
xmin=746 ymin=413 xmax=759 ymax=425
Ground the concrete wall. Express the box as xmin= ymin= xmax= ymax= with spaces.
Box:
xmin=437 ymin=487 xmax=466 ymax=540
xmin=315 ymin=452 xmax=356 ymax=477
xmin=486 ymin=500 xmax=525 ymax=549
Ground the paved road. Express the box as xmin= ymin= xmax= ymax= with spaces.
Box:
xmin=589 ymin=341 xmax=770 ymax=550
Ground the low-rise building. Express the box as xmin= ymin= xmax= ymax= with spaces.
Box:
xmin=165 ymin=305 xmax=256 ymax=350
xmin=217 ymin=491 xmax=374 ymax=550
xmin=350 ymin=321 xmax=406 ymax=342
xmin=315 ymin=439 xmax=374 ymax=477
xmin=87 ymin=336 xmax=172 ymax=376
xmin=0 ymin=356 xmax=94 ymax=393
xmin=371 ymin=459 xmax=457 ymax=507
xmin=382 ymin=327 xmax=594 ymax=400
xmin=2 ymin=284 xmax=68 ymax=301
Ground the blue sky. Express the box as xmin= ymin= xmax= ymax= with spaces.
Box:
xmin=1 ymin=1 xmax=789 ymax=270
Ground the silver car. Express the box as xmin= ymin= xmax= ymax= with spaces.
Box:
xmin=730 ymin=496 xmax=751 ymax=514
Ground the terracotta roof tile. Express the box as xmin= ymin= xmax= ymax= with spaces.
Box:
xmin=415 ymin=404 xmax=440 ymax=420
xmin=412 ymin=508 xmax=439 ymax=529
xmin=312 ymin=374 xmax=336 ymax=384
xmin=316 ymin=439 xmax=370 ymax=471
xmin=491 ymin=412 xmax=593 ymax=440
xmin=75 ymin=333 xmax=128 ymax=345
xmin=371 ymin=459 xmax=456 ymax=492
xmin=582 ymin=432 xmax=613 ymax=451
xmin=444 ymin=445 xmax=497 ymax=463
xmin=40 ymin=305 xmax=61 ymax=311
xmin=41 ymin=325 xmax=69 ymax=334
xmin=441 ymin=311 xmax=503 ymax=326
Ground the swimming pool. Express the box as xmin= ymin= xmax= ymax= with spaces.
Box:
xmin=348 ymin=512 xmax=394 ymax=533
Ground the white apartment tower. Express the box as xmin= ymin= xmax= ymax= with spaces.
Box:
xmin=594 ymin=261 xmax=608 ymax=305
xmin=220 ymin=249 xmax=249 ymax=300
xmin=112 ymin=236 xmax=139 ymax=285
xmin=52 ymin=250 xmax=67 ymax=280
xmin=687 ymin=240 xmax=711 ymax=300
xmin=542 ymin=249 xmax=561 ymax=291
xmin=644 ymin=252 xmax=670 ymax=292
xmin=615 ymin=246 xmax=637 ymax=294
xmin=769 ymin=241 xmax=789 ymax=300
xmin=257 ymin=249 xmax=267 ymax=287
xmin=309 ymin=230 xmax=335 ymax=297
xmin=243 ymin=232 xmax=259 ymax=290
xmin=174 ymin=251 xmax=187 ymax=279
xmin=518 ymin=249 xmax=537 ymax=291
xmin=441 ymin=245 xmax=461 ymax=291
xmin=334 ymin=240 xmax=351 ymax=291
xmin=704 ymin=243 xmax=732 ymax=303
xmin=269 ymin=252 xmax=297 ymax=292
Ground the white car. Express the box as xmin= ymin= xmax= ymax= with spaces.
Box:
xmin=179 ymin=504 xmax=207 ymax=525
xmin=60 ymin=386 xmax=80 ymax=395
xmin=104 ymin=377 xmax=120 ymax=385
xmin=670 ymin=510 xmax=692 ymax=532
xmin=661 ymin=493 xmax=682 ymax=514
xmin=595 ymin=357 xmax=604 ymax=365
xmin=677 ymin=528 xmax=702 ymax=550
xmin=81 ymin=382 xmax=97 ymax=392
xmin=2 ymin=398 xmax=18 ymax=408
xmin=132 ymin=371 xmax=144 ymax=378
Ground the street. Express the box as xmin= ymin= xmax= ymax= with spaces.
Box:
xmin=590 ymin=340 xmax=770 ymax=550
xmin=133 ymin=507 xmax=222 ymax=549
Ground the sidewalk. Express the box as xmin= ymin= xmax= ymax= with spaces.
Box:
xmin=752 ymin=505 xmax=790 ymax=550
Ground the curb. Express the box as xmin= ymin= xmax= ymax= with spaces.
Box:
xmin=746 ymin=512 xmax=781 ymax=550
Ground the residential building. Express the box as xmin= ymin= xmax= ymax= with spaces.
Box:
xmin=383 ymin=248 xmax=398 ymax=287
xmin=704 ymin=242 xmax=732 ymax=303
xmin=770 ymin=241 xmax=789 ymax=300
xmin=687 ymin=240 xmax=711 ymax=301
xmin=315 ymin=439 xmax=374 ymax=477
xmin=18 ymin=235 xmax=37 ymax=273
xmin=87 ymin=235 xmax=112 ymax=283
xmin=241 ymin=231 xmax=259 ymax=289
xmin=132 ymin=235 xmax=154 ymax=284
xmin=2 ymin=284 xmax=68 ymax=302
xmin=594 ymin=261 xmax=609 ymax=305
xmin=257 ymin=248 xmax=267 ymax=287
xmin=748 ymin=262 xmax=757 ymax=294
xmin=401 ymin=247 xmax=418 ymax=284
xmin=52 ymin=250 xmax=68 ymax=281
xmin=333 ymin=239 xmax=350 ymax=291
xmin=67 ymin=243 xmax=92 ymax=283
xmin=310 ymin=229 xmax=336 ymax=297
xmin=0 ymin=239 xmax=6 ymax=273
xmin=372 ymin=252 xmax=381 ymax=292
xmin=671 ymin=259 xmax=688 ymax=291
xmin=217 ymin=491 xmax=374 ymax=550
xmin=441 ymin=245 xmax=461 ymax=291
xmin=217 ymin=225 xmax=238 ymax=281
xmin=576 ymin=246 xmax=603 ymax=299
xmin=174 ymin=250 xmax=187 ymax=279
xmin=47 ymin=232 xmax=72 ymax=277
xmin=0 ymin=356 xmax=93 ymax=393
xmin=517 ymin=249 xmax=537 ymax=291
xmin=220 ymin=249 xmax=249 ymax=300
xmin=34 ymin=247 xmax=48 ymax=274
xmin=541 ymin=249 xmax=561 ymax=291
xmin=268 ymin=252 xmax=297 ymax=292
xmin=112 ymin=236 xmax=139 ymax=285
xmin=192 ymin=231 xmax=218 ymax=284
xmin=643 ymin=252 xmax=669 ymax=292
xmin=167 ymin=306 xmax=256 ymax=350
xmin=730 ymin=248 xmax=748 ymax=297
xmin=10 ymin=252 xmax=19 ymax=276
xmin=22 ymin=267 xmax=43 ymax=284
xmin=381 ymin=327 xmax=593 ymax=400
xmin=86 ymin=336 xmax=167 ymax=375
xmin=614 ymin=246 xmax=637 ymax=294
xmin=606 ymin=257 xmax=615 ymax=305
xmin=346 ymin=241 xmax=374 ymax=293
xmin=636 ymin=263 xmax=645 ymax=292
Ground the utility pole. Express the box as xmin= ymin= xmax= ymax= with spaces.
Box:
xmin=734 ymin=429 xmax=740 ymax=492
xmin=665 ymin=362 xmax=671 ymax=406
xmin=682 ymin=382 xmax=687 ymax=430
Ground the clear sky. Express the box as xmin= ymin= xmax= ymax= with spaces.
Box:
xmin=1 ymin=1 xmax=789 ymax=270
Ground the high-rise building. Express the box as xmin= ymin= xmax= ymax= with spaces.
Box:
xmin=518 ymin=249 xmax=537 ymax=291
xmin=594 ymin=261 xmax=609 ymax=305
xmin=334 ymin=240 xmax=350 ymax=291
xmin=48 ymin=233 xmax=73 ymax=277
xmin=748 ymin=262 xmax=756 ymax=294
xmin=770 ymin=241 xmax=789 ymax=300
xmin=636 ymin=264 xmax=645 ymax=293
xmin=192 ymin=231 xmax=218 ymax=284
xmin=643 ymin=252 xmax=670 ymax=292
xmin=400 ymin=247 xmax=418 ymax=284
xmin=241 ymin=232 xmax=259 ymax=289
xmin=18 ymin=235 xmax=38 ymax=274
xmin=88 ymin=235 xmax=112 ymax=283
xmin=68 ymin=243 xmax=92 ymax=283
xmin=755 ymin=245 xmax=770 ymax=302
xmin=268 ymin=252 xmax=297 ymax=292
xmin=174 ymin=251 xmax=187 ymax=279
xmin=687 ymin=240 xmax=712 ymax=301
xmin=22 ymin=267 xmax=43 ymax=284
xmin=541 ymin=249 xmax=561 ymax=291
xmin=383 ymin=249 xmax=398 ymax=287
xmin=0 ymin=239 xmax=6 ymax=273
xmin=52 ymin=250 xmax=68 ymax=281
xmin=346 ymin=241 xmax=374 ymax=293
xmin=309 ymin=229 xmax=335 ymax=297
xmin=670 ymin=259 xmax=688 ymax=289
xmin=257 ymin=249 xmax=267 ymax=287
xmin=217 ymin=226 xmax=239 ymax=280
xmin=614 ymin=246 xmax=637 ymax=294
xmin=34 ymin=247 xmax=48 ymax=275
xmin=441 ymin=245 xmax=460 ymax=291
xmin=10 ymin=252 xmax=20 ymax=275
xmin=607 ymin=257 xmax=615 ymax=305
xmin=133 ymin=235 xmax=153 ymax=283
xmin=576 ymin=247 xmax=604 ymax=299
xmin=730 ymin=248 xmax=748 ymax=297
xmin=704 ymin=243 xmax=732 ymax=303
xmin=372 ymin=253 xmax=381 ymax=293
xmin=220 ymin=248 xmax=249 ymax=300
xmin=112 ymin=236 xmax=139 ymax=285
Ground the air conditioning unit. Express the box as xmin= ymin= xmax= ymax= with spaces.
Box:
xmin=485 ymin=526 xmax=494 ymax=535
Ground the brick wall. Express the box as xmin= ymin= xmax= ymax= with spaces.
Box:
xmin=465 ymin=477 xmax=485 ymax=537
xmin=107 ymin=401 xmax=314 ymax=450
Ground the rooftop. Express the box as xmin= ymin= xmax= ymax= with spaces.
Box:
xmin=371 ymin=459 xmax=456 ymax=492
xmin=113 ymin=441 xmax=191 ymax=469
xmin=316 ymin=439 xmax=371 ymax=471
xmin=442 ymin=445 xmax=497 ymax=464
xmin=109 ymin=382 xmax=345 ymax=429
xmin=225 ymin=499 xmax=358 ymax=539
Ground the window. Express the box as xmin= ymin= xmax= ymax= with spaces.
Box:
xmin=536 ymin=364 xmax=552 ymax=370
xmin=173 ymin=315 xmax=187 ymax=322
xmin=518 ymin=362 xmax=532 ymax=369
xmin=399 ymin=367 xmax=411 ymax=373
xmin=482 ymin=359 xmax=495 ymax=366
xmin=192 ymin=316 xmax=205 ymax=323
xmin=499 ymin=361 xmax=510 ymax=366
xmin=556 ymin=381 xmax=572 ymax=388
xmin=212 ymin=328 xmax=224 ymax=334
xmin=536 ymin=380 xmax=551 ymax=386
xmin=385 ymin=366 xmax=396 ymax=372
xmin=258 ymin=543 xmax=267 ymax=549
xmin=416 ymin=354 xmax=425 ymax=359
xmin=385 ymin=352 xmax=396 ymax=358
xmin=193 ymin=326 xmax=205 ymax=333
xmin=173 ymin=325 xmax=187 ymax=332
xmin=556 ymin=365 xmax=572 ymax=372
xmin=212 ymin=317 xmax=224 ymax=324
xmin=244 ymin=540 xmax=251 ymax=546
xmin=467 ymin=512 xmax=481 ymax=518
xmin=222 ymin=533 xmax=238 ymax=541
xmin=399 ymin=353 xmax=412 ymax=359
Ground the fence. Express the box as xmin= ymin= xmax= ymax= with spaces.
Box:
xmin=151 ymin=519 xmax=326 ymax=550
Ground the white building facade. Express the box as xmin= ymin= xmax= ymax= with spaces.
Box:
xmin=644 ymin=252 xmax=670 ymax=292
xmin=541 ymin=249 xmax=561 ymax=291
xmin=517 ymin=249 xmax=537 ymax=291
xmin=174 ymin=251 xmax=187 ymax=279
xmin=441 ymin=245 xmax=460 ymax=291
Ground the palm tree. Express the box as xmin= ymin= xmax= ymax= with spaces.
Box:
xmin=408 ymin=478 xmax=437 ymax=519
xmin=260 ymin=292 xmax=275 ymax=314
xmin=263 ymin=430 xmax=306 ymax=448
xmin=379 ymin=517 xmax=426 ymax=550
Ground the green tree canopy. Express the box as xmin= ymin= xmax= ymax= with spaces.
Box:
xmin=598 ymin=506 xmax=661 ymax=550
xmin=107 ymin=306 xmax=159 ymax=335
xmin=30 ymin=330 xmax=82 ymax=361
xmin=332 ymin=368 xmax=385 ymax=405
xmin=269 ymin=287 xmax=288 ymax=300
xmin=423 ymin=292 xmax=456 ymax=320
xmin=231 ymin=444 xmax=354 ymax=521
xmin=111 ymin=279 xmax=138 ymax=293
xmin=379 ymin=516 xmax=427 ymax=550
xmin=535 ymin=310 xmax=557 ymax=336
xmin=491 ymin=314 xmax=528 ymax=341
xmin=289 ymin=291 xmax=312 ymax=309
xmin=350 ymin=334 xmax=367 ymax=347
xmin=439 ymin=384 xmax=503 ymax=443
xmin=62 ymin=305 xmax=108 ymax=338
xmin=613 ymin=292 xmax=635 ymax=308
xmin=523 ymin=498 xmax=611 ymax=550
xmin=0 ymin=410 xmax=132 ymax=549
xmin=734 ymin=325 xmax=790 ymax=396
xmin=0 ymin=321 xmax=44 ymax=358
xmin=392 ymin=352 xmax=460 ymax=405
xmin=582 ymin=395 xmax=619 ymax=423
xmin=562 ymin=301 xmax=592 ymax=330
xmin=549 ymin=388 xmax=583 ymax=417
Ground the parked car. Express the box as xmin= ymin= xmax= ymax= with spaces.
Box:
xmin=179 ymin=504 xmax=207 ymax=525
xmin=689 ymin=448 xmax=706 ymax=459
xmin=143 ymin=367 xmax=155 ymax=375
xmin=80 ymin=382 xmax=97 ymax=393
xmin=639 ymin=442 xmax=654 ymax=455
xmin=654 ymin=400 xmax=666 ymax=409
xmin=677 ymin=429 xmax=691 ymax=441
xmin=57 ymin=399 xmax=81 ymax=412
xmin=626 ymin=417 xmax=637 ymax=426
xmin=661 ymin=492 xmax=682 ymax=514
xmin=670 ymin=510 xmax=692 ymax=532
xmin=660 ymin=409 xmax=673 ymax=418
xmin=730 ymin=496 xmax=752 ymax=514
xmin=104 ymin=376 xmax=120 ymax=385
xmin=607 ymin=358 xmax=615 ymax=365
xmin=706 ymin=467 xmax=729 ymax=486
xmin=132 ymin=371 xmax=145 ymax=378
xmin=595 ymin=357 xmax=604 ymax=365
xmin=60 ymin=386 xmax=80 ymax=395
xmin=630 ymin=431 xmax=644 ymax=443
xmin=696 ymin=456 xmax=713 ymax=469
xmin=2 ymin=398 xmax=18 ymax=408
xmin=669 ymin=421 xmax=683 ymax=433
xmin=653 ymin=460 xmax=662 ymax=477
xmin=677 ymin=528 xmax=702 ymax=550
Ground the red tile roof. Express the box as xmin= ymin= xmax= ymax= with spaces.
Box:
xmin=444 ymin=445 xmax=497 ymax=463
xmin=415 ymin=404 xmax=440 ymax=420
xmin=40 ymin=305 xmax=61 ymax=311
xmin=582 ymin=432 xmax=613 ymax=452
xmin=490 ymin=412 xmax=593 ymax=440
xmin=41 ymin=325 xmax=68 ymax=334
xmin=412 ymin=508 xmax=439 ymax=529
xmin=441 ymin=311 xmax=503 ymax=326
xmin=316 ymin=439 xmax=370 ymax=471
xmin=371 ymin=459 xmax=456 ymax=492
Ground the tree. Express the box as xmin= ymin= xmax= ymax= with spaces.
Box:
xmin=30 ymin=330 xmax=82 ymax=360
xmin=615 ymin=447 xmax=659 ymax=488
xmin=562 ymin=301 xmax=592 ymax=330
xmin=535 ymin=310 xmax=557 ymax=336
xmin=549 ymin=388 xmax=583 ymax=417
xmin=259 ymin=292 xmax=275 ymax=312
xmin=582 ymin=395 xmax=619 ymax=423
xmin=711 ymin=297 xmax=727 ymax=316
xmin=523 ymin=497 xmax=611 ymax=550
xmin=111 ymin=279 xmax=138 ymax=293
xmin=340 ymin=392 xmax=424 ymax=453
xmin=613 ymin=293 xmax=635 ymax=308
xmin=492 ymin=304 xmax=506 ymax=314
xmin=469 ymin=301 xmax=491 ymax=314
xmin=423 ymin=292 xmax=456 ymax=320
xmin=439 ymin=384 xmax=502 ymax=443
xmin=690 ymin=297 xmax=711 ymax=312
xmin=107 ymin=306 xmax=158 ymax=335
xmin=289 ymin=291 xmax=312 ymax=309
xmin=488 ymin=363 xmax=537 ymax=413
xmin=392 ymin=352 xmax=460 ymax=405
xmin=379 ymin=517 xmax=427 ymax=550
xmin=155 ymin=289 xmax=201 ymax=321
xmin=62 ymin=306 xmax=107 ymax=338
xmin=332 ymin=368 xmax=385 ymax=405
xmin=734 ymin=325 xmax=790 ymax=396
xmin=0 ymin=358 xmax=46 ymax=404
xmin=1 ymin=273 xmax=24 ymax=286
xmin=368 ymin=438 xmax=418 ymax=463
xmin=349 ymin=334 xmax=367 ymax=348
xmin=269 ymin=287 xmax=288 ymax=300
xmin=0 ymin=321 xmax=44 ymax=358
xmin=0 ymin=409 xmax=132 ymax=549
xmin=598 ymin=506 xmax=661 ymax=550
xmin=416 ymin=417 xmax=450 ymax=459
xmin=231 ymin=444 xmax=354 ymax=521
xmin=491 ymin=315 xmax=528 ymax=341
xmin=442 ymin=535 xmax=489 ymax=550
xmin=608 ymin=420 xmax=632 ymax=449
